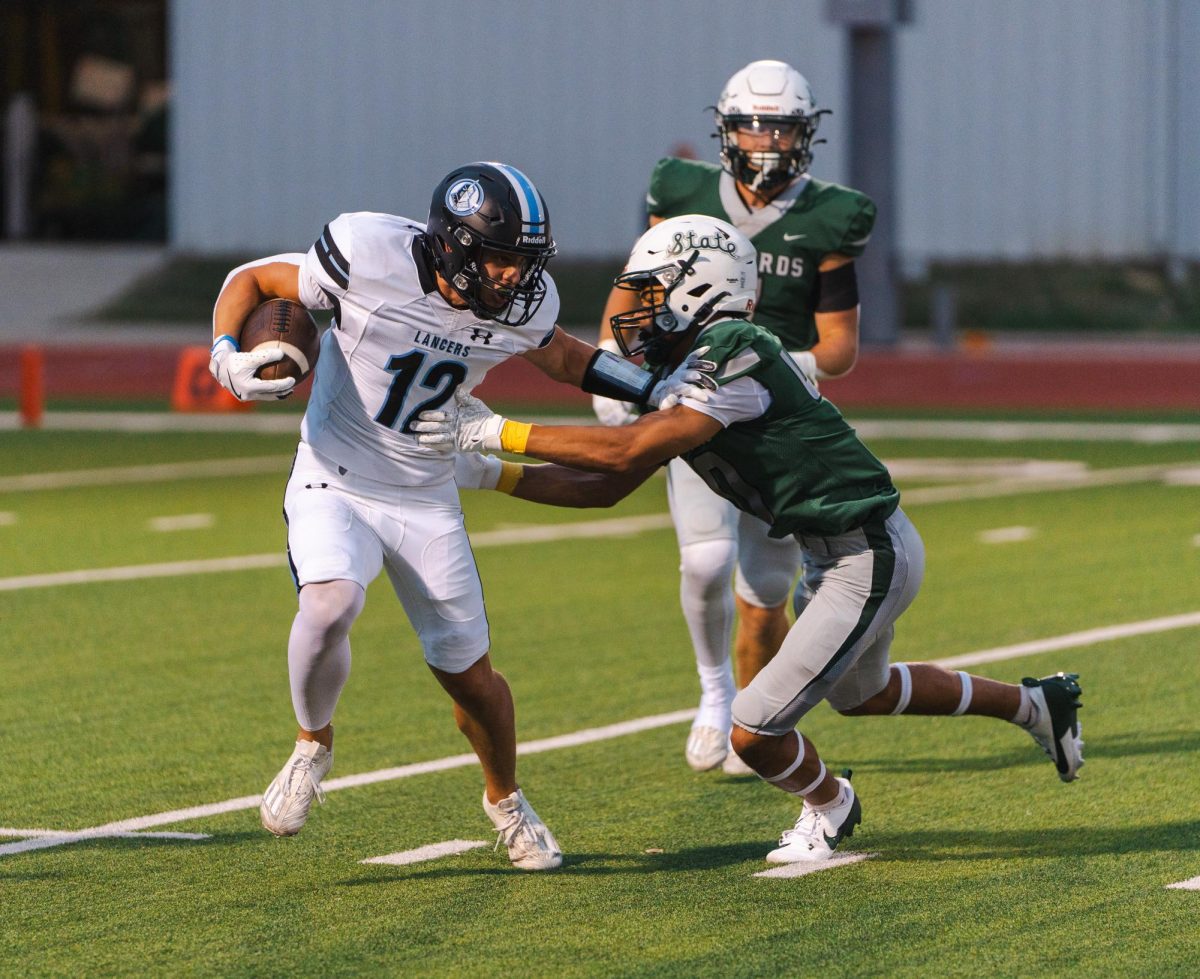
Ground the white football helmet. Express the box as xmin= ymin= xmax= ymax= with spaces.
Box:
xmin=610 ymin=215 xmax=757 ymax=364
xmin=714 ymin=60 xmax=825 ymax=192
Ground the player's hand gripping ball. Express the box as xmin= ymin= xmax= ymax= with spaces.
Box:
xmin=239 ymin=299 xmax=321 ymax=383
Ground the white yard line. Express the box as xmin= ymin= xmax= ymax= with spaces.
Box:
xmin=0 ymin=456 xmax=296 ymax=492
xmin=900 ymin=463 xmax=1186 ymax=506
xmin=0 ymin=412 xmax=306 ymax=434
xmin=5 ymin=458 xmax=1198 ymax=594
xmin=1166 ymin=876 xmax=1200 ymax=891
xmin=0 ymin=554 xmax=287 ymax=592
xmin=935 ymin=612 xmax=1200 ymax=669
xmin=361 ymin=840 xmax=490 ymax=867
xmin=0 ymin=515 xmax=676 ymax=592
xmin=149 ymin=514 xmax=215 ymax=532
xmin=979 ymin=526 xmax=1036 ymax=544
xmin=852 ymin=420 xmax=1200 ymax=444
xmin=0 ymin=828 xmax=209 ymax=842
xmin=754 ymin=853 xmax=877 ymax=878
xmin=5 ymin=613 xmax=1198 ymax=860
xmin=0 ymin=709 xmax=695 ymax=858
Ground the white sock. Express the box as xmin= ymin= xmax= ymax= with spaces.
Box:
xmin=809 ymin=780 xmax=849 ymax=813
xmin=1011 ymin=684 xmax=1037 ymax=728
xmin=695 ymin=662 xmax=736 ymax=730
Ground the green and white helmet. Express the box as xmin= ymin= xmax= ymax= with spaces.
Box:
xmin=714 ymin=60 xmax=824 ymax=192
xmin=610 ymin=215 xmax=757 ymax=363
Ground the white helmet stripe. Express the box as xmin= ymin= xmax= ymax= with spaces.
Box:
xmin=491 ymin=162 xmax=545 ymax=230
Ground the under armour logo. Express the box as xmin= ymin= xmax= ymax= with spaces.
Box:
xmin=469 ymin=328 xmax=494 ymax=344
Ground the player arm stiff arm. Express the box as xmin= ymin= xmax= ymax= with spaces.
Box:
xmin=520 ymin=326 xmax=600 ymax=385
xmin=522 ymin=325 xmax=697 ymax=410
xmin=483 ymin=404 xmax=722 ymax=475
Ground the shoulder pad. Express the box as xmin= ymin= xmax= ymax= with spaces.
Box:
xmin=647 ymin=158 xmax=720 ymax=216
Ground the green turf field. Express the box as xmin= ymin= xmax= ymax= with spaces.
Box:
xmin=2 ymin=421 xmax=1199 ymax=976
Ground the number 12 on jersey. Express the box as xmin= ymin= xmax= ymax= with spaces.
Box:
xmin=374 ymin=351 xmax=467 ymax=433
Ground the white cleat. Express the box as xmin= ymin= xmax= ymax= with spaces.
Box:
xmin=260 ymin=739 xmax=332 ymax=837
xmin=765 ymin=776 xmax=862 ymax=864
xmin=483 ymin=789 xmax=562 ymax=871
xmin=685 ymin=725 xmax=729 ymax=771
xmin=721 ymin=747 xmax=755 ymax=776
xmin=1022 ymin=672 xmax=1085 ymax=782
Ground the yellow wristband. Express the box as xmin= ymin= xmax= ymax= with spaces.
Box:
xmin=494 ymin=461 xmax=525 ymax=495
xmin=499 ymin=420 xmax=532 ymax=454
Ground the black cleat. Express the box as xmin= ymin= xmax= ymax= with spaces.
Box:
xmin=1021 ymin=672 xmax=1084 ymax=782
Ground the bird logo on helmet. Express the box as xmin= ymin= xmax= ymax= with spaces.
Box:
xmin=610 ymin=215 xmax=757 ymax=365
xmin=425 ymin=162 xmax=557 ymax=326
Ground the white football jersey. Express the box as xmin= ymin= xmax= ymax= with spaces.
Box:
xmin=291 ymin=211 xmax=560 ymax=484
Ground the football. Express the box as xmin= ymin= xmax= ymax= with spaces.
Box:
xmin=240 ymin=299 xmax=320 ymax=382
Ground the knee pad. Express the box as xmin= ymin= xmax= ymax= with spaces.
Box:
xmin=679 ymin=539 xmax=737 ymax=600
xmin=734 ymin=563 xmax=798 ymax=609
xmin=731 ymin=685 xmax=790 ymax=737
xmin=298 ymin=579 xmax=364 ymax=644
xmin=733 ymin=525 xmax=801 ymax=609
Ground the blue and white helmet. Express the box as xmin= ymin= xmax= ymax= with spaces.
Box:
xmin=610 ymin=215 xmax=757 ymax=362
xmin=426 ymin=162 xmax=557 ymax=326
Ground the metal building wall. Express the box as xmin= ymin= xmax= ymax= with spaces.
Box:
xmin=898 ymin=0 xmax=1181 ymax=263
xmin=170 ymin=0 xmax=844 ymax=257
xmin=171 ymin=0 xmax=1198 ymax=262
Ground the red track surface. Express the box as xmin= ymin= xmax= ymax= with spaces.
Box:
xmin=2 ymin=342 xmax=1197 ymax=411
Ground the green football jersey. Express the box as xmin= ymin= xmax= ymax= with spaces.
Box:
xmin=646 ymin=157 xmax=876 ymax=351
xmin=675 ymin=317 xmax=898 ymax=539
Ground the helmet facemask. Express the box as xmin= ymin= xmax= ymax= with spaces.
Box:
xmin=611 ymin=259 xmax=693 ymax=364
xmin=716 ymin=112 xmax=823 ymax=194
xmin=442 ymin=230 xmax=554 ymax=327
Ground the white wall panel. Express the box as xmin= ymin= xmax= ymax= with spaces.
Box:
xmin=172 ymin=0 xmax=1198 ymax=263
xmin=897 ymin=0 xmax=1187 ymax=261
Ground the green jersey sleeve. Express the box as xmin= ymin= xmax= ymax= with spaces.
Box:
xmin=834 ymin=192 xmax=876 ymax=258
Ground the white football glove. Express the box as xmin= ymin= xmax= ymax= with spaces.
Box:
xmin=592 ymin=393 xmax=638 ymax=427
xmin=453 ymin=451 xmax=504 ymax=490
xmin=209 ymin=335 xmax=296 ymax=401
xmin=650 ymin=346 xmax=718 ymax=410
xmin=789 ymin=350 xmax=821 ymax=386
xmin=410 ymin=402 xmax=458 ymax=454
xmin=452 ymin=389 xmax=510 ymax=453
